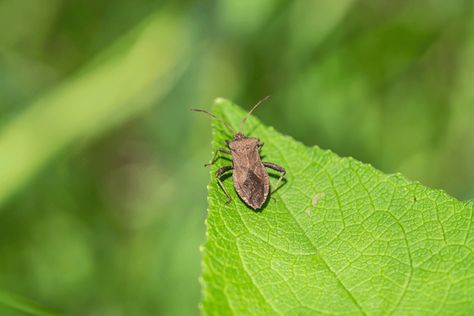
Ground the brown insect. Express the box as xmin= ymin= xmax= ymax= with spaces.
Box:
xmin=192 ymin=96 xmax=286 ymax=210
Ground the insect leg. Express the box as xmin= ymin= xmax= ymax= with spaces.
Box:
xmin=216 ymin=165 xmax=233 ymax=204
xmin=263 ymin=162 xmax=286 ymax=193
xmin=205 ymin=148 xmax=231 ymax=167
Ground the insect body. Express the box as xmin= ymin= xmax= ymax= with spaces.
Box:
xmin=192 ymin=96 xmax=286 ymax=210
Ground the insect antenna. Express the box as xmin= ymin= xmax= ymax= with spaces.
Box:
xmin=239 ymin=95 xmax=271 ymax=133
xmin=191 ymin=108 xmax=236 ymax=134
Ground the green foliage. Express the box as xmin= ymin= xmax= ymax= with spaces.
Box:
xmin=201 ymin=100 xmax=474 ymax=315
xmin=0 ymin=291 xmax=58 ymax=316
xmin=0 ymin=11 xmax=188 ymax=208
xmin=1 ymin=1 xmax=473 ymax=315
xmin=0 ymin=6 xmax=200 ymax=316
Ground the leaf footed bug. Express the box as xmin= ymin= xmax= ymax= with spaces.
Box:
xmin=192 ymin=96 xmax=286 ymax=210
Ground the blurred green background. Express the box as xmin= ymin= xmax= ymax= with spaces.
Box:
xmin=0 ymin=1 xmax=473 ymax=315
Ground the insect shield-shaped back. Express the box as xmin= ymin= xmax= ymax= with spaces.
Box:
xmin=228 ymin=135 xmax=269 ymax=209
xmin=191 ymin=97 xmax=286 ymax=210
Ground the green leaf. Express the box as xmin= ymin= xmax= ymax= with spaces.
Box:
xmin=201 ymin=99 xmax=474 ymax=315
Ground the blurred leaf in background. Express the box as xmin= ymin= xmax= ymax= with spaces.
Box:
xmin=0 ymin=0 xmax=473 ymax=315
